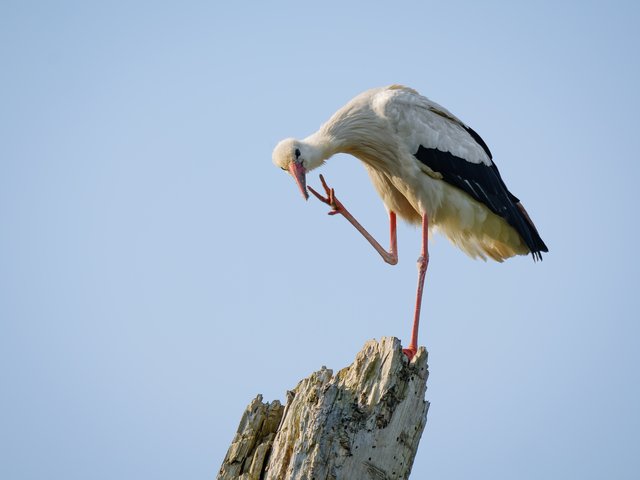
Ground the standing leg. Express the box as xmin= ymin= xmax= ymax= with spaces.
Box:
xmin=403 ymin=213 xmax=429 ymax=361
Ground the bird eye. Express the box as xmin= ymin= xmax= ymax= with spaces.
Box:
xmin=281 ymin=166 xmax=287 ymax=171
xmin=295 ymin=148 xmax=301 ymax=159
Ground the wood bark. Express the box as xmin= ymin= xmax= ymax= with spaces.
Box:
xmin=217 ymin=337 xmax=429 ymax=480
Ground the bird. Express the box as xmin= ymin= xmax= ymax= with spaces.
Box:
xmin=272 ymin=85 xmax=548 ymax=360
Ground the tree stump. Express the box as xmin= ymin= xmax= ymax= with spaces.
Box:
xmin=217 ymin=337 xmax=429 ymax=480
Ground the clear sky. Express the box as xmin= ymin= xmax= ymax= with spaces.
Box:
xmin=1 ymin=1 xmax=639 ymax=479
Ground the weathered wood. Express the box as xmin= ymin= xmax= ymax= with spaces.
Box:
xmin=217 ymin=395 xmax=284 ymax=480
xmin=217 ymin=337 xmax=429 ymax=480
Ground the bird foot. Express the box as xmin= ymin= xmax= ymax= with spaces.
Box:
xmin=402 ymin=346 xmax=417 ymax=361
xmin=308 ymin=174 xmax=345 ymax=215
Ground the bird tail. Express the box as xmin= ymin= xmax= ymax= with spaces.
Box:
xmin=515 ymin=202 xmax=548 ymax=261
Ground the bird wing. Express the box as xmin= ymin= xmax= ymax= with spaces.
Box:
xmin=376 ymin=85 xmax=493 ymax=165
xmin=377 ymin=86 xmax=547 ymax=258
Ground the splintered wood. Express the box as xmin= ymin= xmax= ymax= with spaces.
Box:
xmin=217 ymin=337 xmax=429 ymax=480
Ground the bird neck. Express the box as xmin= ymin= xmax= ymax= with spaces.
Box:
xmin=300 ymin=102 xmax=390 ymax=171
xmin=307 ymin=103 xmax=396 ymax=174
xmin=300 ymin=132 xmax=340 ymax=171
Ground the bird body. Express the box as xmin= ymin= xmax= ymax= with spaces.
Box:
xmin=273 ymin=85 xmax=547 ymax=261
xmin=273 ymin=85 xmax=547 ymax=358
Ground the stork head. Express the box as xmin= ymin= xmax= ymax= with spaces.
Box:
xmin=273 ymin=138 xmax=326 ymax=201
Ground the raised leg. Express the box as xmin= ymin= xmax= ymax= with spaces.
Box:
xmin=402 ymin=213 xmax=429 ymax=361
xmin=308 ymin=175 xmax=398 ymax=265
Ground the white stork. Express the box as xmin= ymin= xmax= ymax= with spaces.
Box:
xmin=272 ymin=85 xmax=547 ymax=360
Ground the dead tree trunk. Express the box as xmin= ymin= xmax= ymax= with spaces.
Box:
xmin=217 ymin=337 xmax=429 ymax=480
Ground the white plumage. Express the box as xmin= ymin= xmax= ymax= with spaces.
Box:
xmin=273 ymin=84 xmax=547 ymax=262
xmin=372 ymin=86 xmax=489 ymax=164
xmin=272 ymin=85 xmax=547 ymax=358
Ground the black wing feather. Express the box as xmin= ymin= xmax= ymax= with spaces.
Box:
xmin=414 ymin=143 xmax=548 ymax=260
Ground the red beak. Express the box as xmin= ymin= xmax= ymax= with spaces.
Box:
xmin=288 ymin=162 xmax=309 ymax=200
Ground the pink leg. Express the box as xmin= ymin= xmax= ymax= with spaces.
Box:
xmin=308 ymin=175 xmax=398 ymax=265
xmin=402 ymin=213 xmax=429 ymax=361
xmin=309 ymin=175 xmax=428 ymax=361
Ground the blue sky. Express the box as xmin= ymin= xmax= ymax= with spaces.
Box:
xmin=1 ymin=1 xmax=639 ymax=479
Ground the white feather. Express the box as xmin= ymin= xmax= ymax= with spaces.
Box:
xmin=273 ymin=85 xmax=536 ymax=261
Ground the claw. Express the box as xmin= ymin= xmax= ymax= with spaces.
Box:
xmin=309 ymin=174 xmax=344 ymax=216
xmin=402 ymin=347 xmax=417 ymax=361
xmin=308 ymin=185 xmax=327 ymax=204
xmin=319 ymin=174 xmax=330 ymax=194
